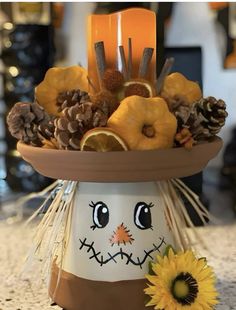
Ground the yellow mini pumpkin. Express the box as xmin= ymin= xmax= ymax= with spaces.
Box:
xmin=161 ymin=72 xmax=202 ymax=105
xmin=107 ymin=96 xmax=177 ymax=150
xmin=35 ymin=66 xmax=89 ymax=116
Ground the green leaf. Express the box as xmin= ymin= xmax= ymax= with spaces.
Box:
xmin=163 ymin=244 xmax=176 ymax=257
xmin=148 ymin=260 xmax=155 ymax=275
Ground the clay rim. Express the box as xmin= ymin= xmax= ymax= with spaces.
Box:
xmin=17 ymin=137 xmax=223 ymax=182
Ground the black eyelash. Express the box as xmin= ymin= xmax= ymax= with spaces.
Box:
xmin=150 ymin=225 xmax=153 ymax=231
xmin=90 ymin=225 xmax=97 ymax=231
xmin=148 ymin=202 xmax=154 ymax=208
xmin=89 ymin=201 xmax=96 ymax=208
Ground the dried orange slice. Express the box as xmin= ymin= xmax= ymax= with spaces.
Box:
xmin=124 ymin=79 xmax=155 ymax=97
xmin=80 ymin=128 xmax=128 ymax=152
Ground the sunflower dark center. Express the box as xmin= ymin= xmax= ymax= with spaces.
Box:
xmin=171 ymin=272 xmax=198 ymax=305
xmin=142 ymin=125 xmax=155 ymax=138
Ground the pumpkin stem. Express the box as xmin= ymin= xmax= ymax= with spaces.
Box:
xmin=142 ymin=125 xmax=155 ymax=138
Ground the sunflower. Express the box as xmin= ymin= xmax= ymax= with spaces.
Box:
xmin=35 ymin=66 xmax=89 ymax=116
xmin=145 ymin=248 xmax=218 ymax=310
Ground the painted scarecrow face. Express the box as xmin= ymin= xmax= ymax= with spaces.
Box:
xmin=63 ymin=182 xmax=175 ymax=282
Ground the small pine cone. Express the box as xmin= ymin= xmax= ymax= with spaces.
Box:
xmin=7 ymin=101 xmax=50 ymax=146
xmin=195 ymin=96 xmax=228 ymax=136
xmin=56 ymin=89 xmax=90 ymax=113
xmin=102 ymin=69 xmax=124 ymax=92
xmin=54 ymin=102 xmax=94 ymax=150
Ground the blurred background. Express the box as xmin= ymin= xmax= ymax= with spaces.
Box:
xmin=0 ymin=2 xmax=236 ymax=223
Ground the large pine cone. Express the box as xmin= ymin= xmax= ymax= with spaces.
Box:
xmin=7 ymin=101 xmax=52 ymax=146
xmin=195 ymin=96 xmax=228 ymax=136
xmin=174 ymin=96 xmax=227 ymax=141
xmin=56 ymin=89 xmax=90 ymax=113
xmin=54 ymin=101 xmax=109 ymax=150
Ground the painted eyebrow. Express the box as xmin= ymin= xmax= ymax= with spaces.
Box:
xmin=89 ymin=201 xmax=107 ymax=208
xmin=89 ymin=201 xmax=96 ymax=208
xmin=135 ymin=202 xmax=154 ymax=207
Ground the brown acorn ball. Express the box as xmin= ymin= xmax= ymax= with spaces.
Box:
xmin=102 ymin=69 xmax=124 ymax=92
xmin=90 ymin=90 xmax=119 ymax=115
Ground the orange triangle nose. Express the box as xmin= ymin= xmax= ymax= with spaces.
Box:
xmin=110 ymin=223 xmax=134 ymax=246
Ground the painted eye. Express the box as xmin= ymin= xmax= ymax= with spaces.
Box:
xmin=90 ymin=201 xmax=109 ymax=229
xmin=134 ymin=202 xmax=153 ymax=230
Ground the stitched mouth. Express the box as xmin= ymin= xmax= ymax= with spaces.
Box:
xmin=79 ymin=237 xmax=166 ymax=269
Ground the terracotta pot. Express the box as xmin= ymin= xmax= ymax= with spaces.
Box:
xmin=17 ymin=137 xmax=222 ymax=182
xmin=49 ymin=182 xmax=175 ymax=310
xmin=17 ymin=139 xmax=223 ymax=309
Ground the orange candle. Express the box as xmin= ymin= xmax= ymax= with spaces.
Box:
xmin=87 ymin=8 xmax=156 ymax=92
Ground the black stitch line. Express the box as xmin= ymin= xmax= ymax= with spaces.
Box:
xmin=79 ymin=237 xmax=165 ymax=267
xmin=100 ymin=255 xmax=104 ymax=266
xmin=79 ymin=238 xmax=87 ymax=250
xmin=137 ymin=257 xmax=142 ymax=269
xmin=126 ymin=253 xmax=133 ymax=265
xmin=153 ymin=243 xmax=161 ymax=253
xmin=89 ymin=251 xmax=101 ymax=260
xmin=120 ymin=248 xmax=124 ymax=259
xmin=162 ymin=238 xmax=167 ymax=245
xmin=108 ymin=252 xmax=117 ymax=263
xmin=87 ymin=242 xmax=94 ymax=253
xmin=144 ymin=250 xmax=153 ymax=259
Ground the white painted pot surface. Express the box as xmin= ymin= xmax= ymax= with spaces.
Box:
xmin=62 ymin=182 xmax=175 ymax=281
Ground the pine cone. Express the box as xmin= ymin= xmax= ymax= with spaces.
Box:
xmin=56 ymin=89 xmax=90 ymax=113
xmin=38 ymin=117 xmax=55 ymax=141
xmin=174 ymin=96 xmax=227 ymax=141
xmin=54 ymin=100 xmax=109 ymax=150
xmin=54 ymin=103 xmax=92 ymax=150
xmin=196 ymin=96 xmax=228 ymax=136
xmin=7 ymin=101 xmax=52 ymax=146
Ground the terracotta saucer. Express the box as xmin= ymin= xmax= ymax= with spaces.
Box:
xmin=17 ymin=137 xmax=222 ymax=182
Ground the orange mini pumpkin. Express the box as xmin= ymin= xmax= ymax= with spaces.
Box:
xmin=108 ymin=96 xmax=177 ymax=151
xmin=35 ymin=66 xmax=89 ymax=116
xmin=161 ymin=72 xmax=202 ymax=105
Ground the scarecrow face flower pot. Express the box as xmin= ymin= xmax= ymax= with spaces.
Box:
xmin=15 ymin=138 xmax=222 ymax=310
xmin=49 ymin=182 xmax=175 ymax=310
xmin=16 ymin=139 xmax=222 ymax=310
xmin=7 ymin=6 xmax=226 ymax=310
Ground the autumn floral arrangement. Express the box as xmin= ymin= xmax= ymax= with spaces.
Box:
xmin=7 ymin=39 xmax=227 ymax=153
xmin=7 ymin=40 xmax=223 ymax=310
